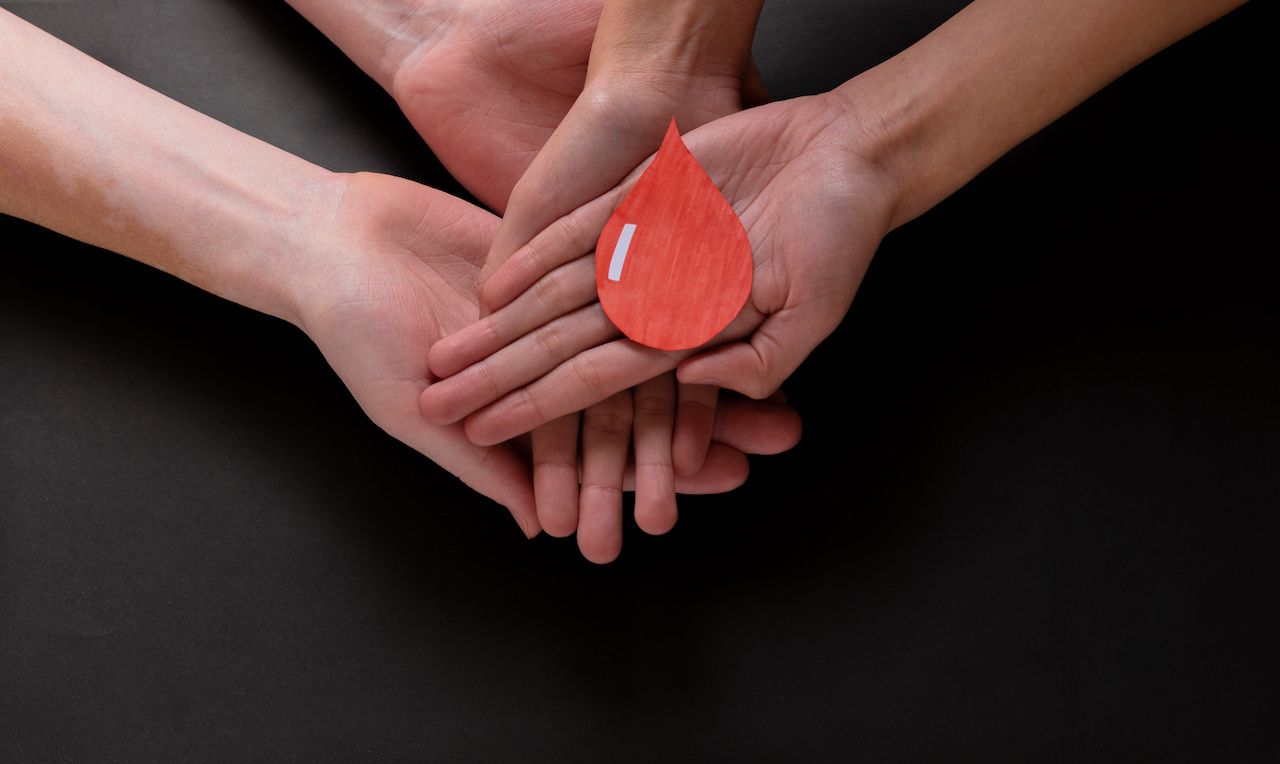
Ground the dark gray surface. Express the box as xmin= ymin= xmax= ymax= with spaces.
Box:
xmin=2 ymin=1 xmax=1277 ymax=760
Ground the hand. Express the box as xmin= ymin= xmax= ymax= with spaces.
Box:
xmin=480 ymin=0 xmax=768 ymax=264
xmin=418 ymin=94 xmax=901 ymax=444
xmin=388 ymin=0 xmax=603 ymax=212
xmin=295 ymin=172 xmax=801 ymax=558
xmin=387 ymin=0 xmax=771 ymax=557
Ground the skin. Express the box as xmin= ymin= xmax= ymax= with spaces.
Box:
xmin=0 ymin=9 xmax=801 ymax=558
xmin=418 ymin=0 xmax=1249 ymax=445
xmin=478 ymin=0 xmax=768 ymax=558
xmin=286 ymin=0 xmax=773 ymax=562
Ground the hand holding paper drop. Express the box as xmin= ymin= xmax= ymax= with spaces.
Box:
xmin=595 ymin=120 xmax=753 ymax=351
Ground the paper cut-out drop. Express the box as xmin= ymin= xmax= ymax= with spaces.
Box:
xmin=595 ymin=120 xmax=753 ymax=351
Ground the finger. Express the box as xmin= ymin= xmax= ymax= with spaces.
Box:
xmin=463 ymin=338 xmax=686 ymax=446
xmin=481 ymin=92 xmax=666 ymax=297
xmin=712 ymin=396 xmax=803 ymax=455
xmin=533 ymin=415 xmax=581 ymax=538
xmin=672 ymin=383 xmax=718 ymax=478
xmin=429 ymin=255 xmax=598 ymax=379
xmin=620 ymin=397 xmax=802 ymax=495
xmin=578 ymin=391 xmax=633 ymax=564
xmin=420 ymin=302 xmax=620 ymax=425
xmin=632 ymin=374 xmax=678 ymax=536
xmin=626 ymin=442 xmax=750 ymax=495
xmin=481 ymin=187 xmax=622 ymax=314
xmin=456 ymin=298 xmax=772 ymax=444
xmin=676 ymin=307 xmax=827 ymax=400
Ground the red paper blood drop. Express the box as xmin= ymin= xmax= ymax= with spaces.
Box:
xmin=595 ymin=120 xmax=752 ymax=351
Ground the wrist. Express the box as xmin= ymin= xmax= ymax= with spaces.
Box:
xmin=800 ymin=85 xmax=911 ymax=233
xmin=825 ymin=63 xmax=953 ymax=231
xmin=287 ymin=0 xmax=456 ymax=94
xmin=227 ymin=169 xmax=349 ymax=328
xmin=587 ymin=0 xmax=764 ymax=87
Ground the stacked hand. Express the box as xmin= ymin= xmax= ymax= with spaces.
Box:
xmin=417 ymin=95 xmax=897 ymax=441
xmin=295 ymin=172 xmax=803 ymax=544
xmin=290 ymin=0 xmax=1244 ymax=560
xmin=4 ymin=0 xmax=1243 ymax=564
xmin=371 ymin=0 xmax=778 ymax=561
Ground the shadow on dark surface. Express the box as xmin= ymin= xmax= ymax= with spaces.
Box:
xmin=1 ymin=1 xmax=1277 ymax=761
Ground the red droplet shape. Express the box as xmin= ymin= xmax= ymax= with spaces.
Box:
xmin=595 ymin=120 xmax=752 ymax=351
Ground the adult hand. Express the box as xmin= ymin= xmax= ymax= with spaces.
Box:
xmin=420 ymin=0 xmax=1248 ymax=445
xmin=0 ymin=6 xmax=800 ymax=560
xmin=419 ymin=94 xmax=900 ymax=444
xmin=296 ymin=173 xmax=800 ymax=560
xmin=387 ymin=0 xmax=603 ymax=212
xmin=383 ymin=0 xmax=770 ymax=553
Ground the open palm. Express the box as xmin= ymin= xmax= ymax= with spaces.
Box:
xmin=297 ymin=173 xmax=540 ymax=532
xmin=418 ymin=96 xmax=899 ymax=443
xmin=297 ymin=172 xmax=796 ymax=535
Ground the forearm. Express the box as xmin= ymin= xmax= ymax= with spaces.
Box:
xmin=834 ymin=0 xmax=1245 ymax=228
xmin=0 ymin=10 xmax=337 ymax=323
xmin=283 ymin=0 xmax=451 ymax=92
xmin=588 ymin=0 xmax=765 ymax=83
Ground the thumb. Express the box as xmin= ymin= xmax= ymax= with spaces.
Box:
xmin=481 ymin=94 xmax=671 ymax=290
xmin=676 ymin=308 xmax=827 ymax=400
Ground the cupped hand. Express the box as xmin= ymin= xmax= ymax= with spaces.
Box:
xmin=295 ymin=172 xmax=801 ymax=561
xmin=419 ymin=94 xmax=900 ymax=445
xmin=390 ymin=0 xmax=770 ymax=558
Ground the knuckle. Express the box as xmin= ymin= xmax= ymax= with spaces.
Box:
xmin=533 ymin=452 xmax=578 ymax=470
xmin=579 ymin=483 xmax=624 ymax=503
xmin=584 ymin=410 xmax=632 ymax=437
xmin=633 ymin=393 xmax=673 ymax=419
xmin=531 ymin=271 xmax=570 ymax=317
xmin=531 ymin=324 xmax=564 ymax=361
xmin=558 ymin=212 xmax=588 ymax=253
xmin=480 ymin=314 xmax=507 ymax=351
xmin=516 ymin=386 xmax=548 ymax=425
xmin=472 ymin=359 xmax=503 ymax=400
xmin=634 ymin=452 xmax=673 ymax=469
xmin=567 ymin=355 xmax=606 ymax=403
xmin=517 ymin=242 xmax=548 ymax=286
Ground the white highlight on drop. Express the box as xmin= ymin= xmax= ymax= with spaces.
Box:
xmin=607 ymin=223 xmax=637 ymax=282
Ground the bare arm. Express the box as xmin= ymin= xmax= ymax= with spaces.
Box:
xmin=0 ymin=8 xmax=339 ymax=323
xmin=841 ymin=0 xmax=1246 ymax=228
xmin=421 ymin=0 xmax=1249 ymax=443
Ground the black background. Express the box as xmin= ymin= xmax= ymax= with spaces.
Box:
xmin=2 ymin=1 xmax=1277 ymax=760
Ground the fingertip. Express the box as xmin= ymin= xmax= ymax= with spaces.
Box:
xmin=748 ymin=403 xmax=803 ymax=454
xmin=503 ymin=496 xmax=541 ymax=540
xmin=579 ymin=543 xmax=620 ymax=566
xmin=776 ymin=407 xmax=803 ymax=452
xmin=713 ymin=399 xmax=804 ymax=455
xmin=479 ymin=252 xmax=533 ymax=314
xmin=577 ymin=510 xmax=622 ymax=564
xmin=427 ymin=338 xmax=463 ymax=380
xmin=462 ymin=400 xmax=528 ymax=447
xmin=635 ymin=494 xmax=678 ymax=536
xmin=518 ymin=517 xmax=542 ymax=540
xmin=535 ymin=467 xmax=580 ymax=538
xmin=703 ymin=443 xmax=750 ymax=491
xmin=417 ymin=383 xmax=469 ymax=427
xmin=672 ymin=435 xmax=709 ymax=478
xmin=479 ymin=274 xmax=510 ymax=316
xmin=672 ymin=405 xmax=715 ymax=478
